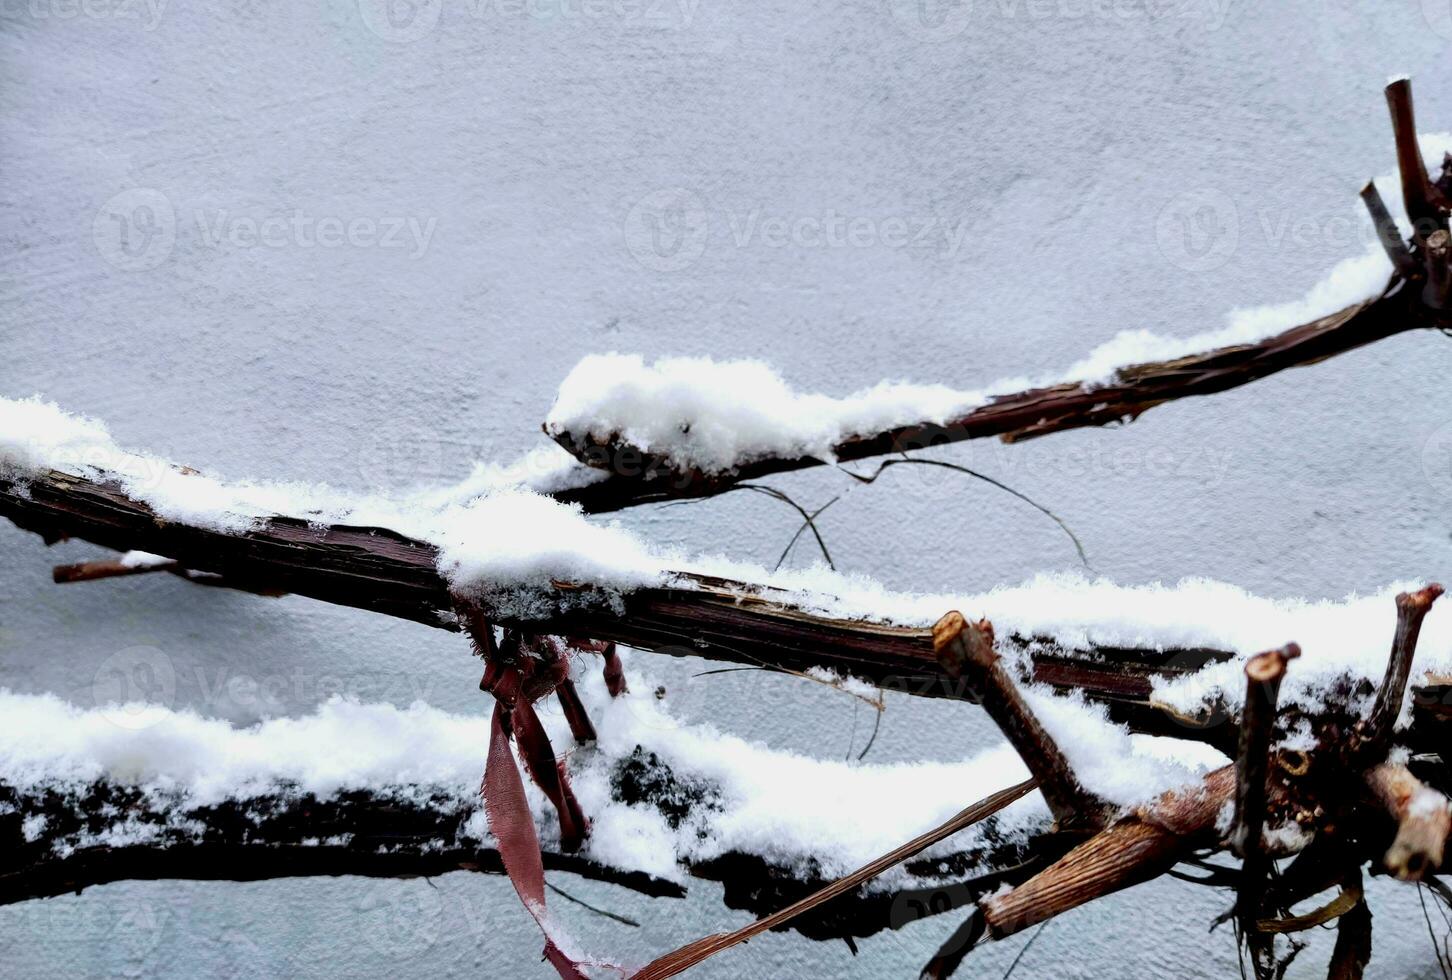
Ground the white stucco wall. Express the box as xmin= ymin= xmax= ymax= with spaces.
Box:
xmin=3 ymin=1 xmax=1451 ymax=976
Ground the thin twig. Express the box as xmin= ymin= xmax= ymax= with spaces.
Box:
xmin=837 ymin=455 xmax=1092 ymax=571
xmin=690 ymin=662 xmax=883 ymax=710
xmin=1421 ymin=884 xmax=1452 ymax=980
xmin=630 ymin=779 xmax=1038 ymax=980
xmin=736 ymin=484 xmax=837 ymax=570
xmin=774 ymin=494 xmax=841 ymax=571
xmin=1001 ymin=920 xmax=1050 ymax=979
xmin=545 ymin=880 xmax=641 ymax=927
xmin=53 ymin=556 xmax=178 ymax=583
xmin=856 ymin=701 xmax=884 ymax=762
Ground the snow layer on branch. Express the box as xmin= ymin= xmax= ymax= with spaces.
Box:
xmin=546 ymin=353 xmax=997 ymax=475
xmin=960 ymin=574 xmax=1452 ymax=724
xmin=714 ymin=570 xmax=1452 ymax=727
xmin=0 ymin=395 xmax=602 ymax=524
xmin=0 ymin=652 xmax=1227 ymax=885
xmin=0 ymin=692 xmax=486 ymax=804
xmin=0 ymin=396 xmax=662 ymax=613
xmin=544 ymin=135 xmax=1452 ymax=476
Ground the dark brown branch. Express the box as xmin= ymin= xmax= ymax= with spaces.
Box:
xmin=0 ymin=775 xmax=1053 ymax=941
xmin=1425 ymin=229 xmax=1452 ymax=311
xmin=1360 ymin=182 xmax=1416 ymax=275
xmin=0 ymin=781 xmax=681 ymax=907
xmin=1360 ymin=585 xmax=1444 ymax=755
xmin=52 ymin=556 xmax=177 ymax=583
xmin=1385 ymin=78 xmax=1444 ymax=232
xmin=1232 ymin=645 xmax=1299 ymax=935
xmin=1231 ymin=645 xmax=1298 ymax=979
xmin=0 ymin=467 xmax=1240 ymax=737
xmin=1327 ymin=891 xmax=1372 ymax=980
xmin=13 ymin=468 xmax=1452 ymax=757
xmin=551 ymin=291 xmax=1432 ymax=513
xmin=933 ymin=611 xmax=1104 ymax=828
xmin=52 ymin=556 xmax=287 ymax=596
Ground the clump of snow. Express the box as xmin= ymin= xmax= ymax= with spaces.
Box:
xmin=20 ymin=814 xmax=47 ymax=843
xmin=1407 ymin=784 xmax=1452 ymax=819
xmin=544 ymin=136 xmax=1452 ymax=476
xmin=118 ymin=551 xmax=173 ymax=569
xmin=0 ymin=395 xmax=349 ymax=534
xmin=545 ymin=353 xmax=997 ymax=474
xmin=396 ymin=443 xmax=609 ymax=507
xmin=427 ymin=490 xmax=667 ymax=615
xmin=1024 ymin=688 xmax=1226 ymax=808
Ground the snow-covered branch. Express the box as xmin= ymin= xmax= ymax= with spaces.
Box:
xmin=547 ymin=288 xmax=1444 ymax=512
xmin=10 ymin=460 xmax=1452 ymax=750
xmin=0 ymin=684 xmax=1065 ymax=939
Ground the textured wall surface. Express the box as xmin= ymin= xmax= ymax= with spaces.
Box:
xmin=3 ymin=1 xmax=1452 ymax=976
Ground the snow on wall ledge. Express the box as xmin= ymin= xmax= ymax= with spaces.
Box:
xmin=544 ymin=134 xmax=1451 ymax=477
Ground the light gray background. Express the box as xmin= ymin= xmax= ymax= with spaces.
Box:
xmin=3 ymin=1 xmax=1452 ymax=976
